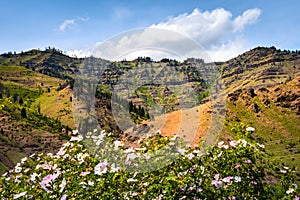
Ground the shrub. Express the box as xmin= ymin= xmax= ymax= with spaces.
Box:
xmin=0 ymin=125 xmax=298 ymax=199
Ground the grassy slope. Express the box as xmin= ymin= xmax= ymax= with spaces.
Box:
xmin=0 ymin=65 xmax=70 ymax=174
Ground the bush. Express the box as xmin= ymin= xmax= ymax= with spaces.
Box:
xmin=0 ymin=125 xmax=298 ymax=199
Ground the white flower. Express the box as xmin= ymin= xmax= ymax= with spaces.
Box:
xmin=127 ymin=178 xmax=138 ymax=182
xmin=200 ymin=166 xmax=205 ymax=174
xmin=70 ymin=134 xmax=83 ymax=142
xmin=135 ymin=147 xmax=147 ymax=151
xmin=230 ymin=140 xmax=237 ymax=147
xmin=211 ymin=180 xmax=222 ymax=188
xmin=178 ymin=147 xmax=187 ymax=155
xmin=57 ymin=148 xmax=67 ymax=157
xmin=95 ymin=160 xmax=108 ymax=175
xmin=257 ymin=143 xmax=265 ymax=148
xmin=217 ymin=141 xmax=224 ymax=148
xmin=238 ymin=139 xmax=247 ymax=147
xmin=72 ymin=129 xmax=79 ymax=135
xmin=280 ymin=170 xmax=287 ymax=174
xmin=186 ymin=153 xmax=195 ymax=160
xmin=223 ymin=145 xmax=229 ymax=149
xmin=110 ymin=163 xmax=120 ymax=173
xmin=223 ymin=176 xmax=233 ymax=183
xmin=214 ymin=174 xmax=220 ymax=180
xmin=286 ymin=188 xmax=295 ymax=194
xmin=13 ymin=191 xmax=27 ymax=199
xmin=124 ymin=148 xmax=135 ymax=153
xmin=114 ymin=140 xmax=124 ymax=149
xmin=59 ymin=178 xmax=66 ymax=193
xmin=61 ymin=194 xmax=67 ymax=200
xmin=292 ymin=183 xmax=298 ymax=189
xmin=246 ymin=127 xmax=255 ymax=132
xmin=21 ymin=157 xmax=27 ymax=163
xmin=14 ymin=164 xmax=22 ymax=173
xmin=88 ymin=181 xmax=94 ymax=186
xmin=234 ymin=176 xmax=241 ymax=182
xmin=30 ymin=173 xmax=40 ymax=182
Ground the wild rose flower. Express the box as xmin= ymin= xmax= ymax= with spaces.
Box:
xmin=21 ymin=157 xmax=27 ymax=164
xmin=286 ymin=188 xmax=295 ymax=194
xmin=14 ymin=164 xmax=22 ymax=173
xmin=211 ymin=180 xmax=222 ymax=188
xmin=238 ymin=139 xmax=247 ymax=147
xmin=13 ymin=191 xmax=27 ymax=199
xmin=70 ymin=134 xmax=83 ymax=141
xmin=59 ymin=178 xmax=66 ymax=193
xmin=178 ymin=147 xmax=187 ymax=155
xmin=88 ymin=181 xmax=94 ymax=186
xmin=110 ymin=163 xmax=120 ymax=173
xmin=95 ymin=160 xmax=108 ymax=175
xmin=114 ymin=140 xmax=123 ymax=149
xmin=127 ymin=178 xmax=138 ymax=182
xmin=235 ymin=164 xmax=241 ymax=169
xmin=223 ymin=176 xmax=233 ymax=183
xmin=230 ymin=140 xmax=238 ymax=147
xmin=80 ymin=171 xmax=90 ymax=176
xmin=217 ymin=141 xmax=224 ymax=148
xmin=40 ymin=173 xmax=60 ymax=186
xmin=30 ymin=173 xmax=40 ymax=182
xmin=56 ymin=148 xmax=66 ymax=157
xmin=186 ymin=153 xmax=195 ymax=160
xmin=214 ymin=174 xmax=220 ymax=180
xmin=15 ymin=175 xmax=21 ymax=183
xmin=234 ymin=176 xmax=241 ymax=182
xmin=281 ymin=170 xmax=287 ymax=174
xmin=61 ymin=194 xmax=67 ymax=200
xmin=246 ymin=127 xmax=255 ymax=132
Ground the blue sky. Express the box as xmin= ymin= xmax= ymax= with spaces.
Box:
xmin=1 ymin=0 xmax=299 ymax=61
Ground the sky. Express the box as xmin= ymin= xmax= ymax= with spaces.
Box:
xmin=0 ymin=0 xmax=299 ymax=61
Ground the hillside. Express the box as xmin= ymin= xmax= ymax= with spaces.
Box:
xmin=0 ymin=46 xmax=299 ymax=175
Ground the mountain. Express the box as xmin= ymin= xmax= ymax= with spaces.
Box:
xmin=0 ymin=47 xmax=299 ymax=176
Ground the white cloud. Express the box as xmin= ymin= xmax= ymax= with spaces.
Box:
xmin=233 ymin=8 xmax=261 ymax=32
xmin=66 ymin=49 xmax=91 ymax=58
xmin=70 ymin=8 xmax=261 ymax=61
xmin=59 ymin=17 xmax=88 ymax=32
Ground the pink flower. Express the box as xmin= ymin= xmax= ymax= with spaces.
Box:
xmin=252 ymin=181 xmax=258 ymax=185
xmin=217 ymin=141 xmax=224 ymax=148
xmin=211 ymin=180 xmax=223 ymax=188
xmin=40 ymin=173 xmax=59 ymax=186
xmin=223 ymin=176 xmax=233 ymax=183
xmin=80 ymin=171 xmax=90 ymax=176
xmin=230 ymin=140 xmax=237 ymax=147
xmin=245 ymin=159 xmax=252 ymax=164
xmin=235 ymin=164 xmax=241 ymax=169
xmin=95 ymin=160 xmax=108 ymax=175
xmin=214 ymin=174 xmax=220 ymax=180
xmin=61 ymin=194 xmax=67 ymax=200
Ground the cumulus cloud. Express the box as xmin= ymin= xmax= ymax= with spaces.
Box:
xmin=59 ymin=17 xmax=88 ymax=32
xmin=70 ymin=8 xmax=261 ymax=61
xmin=233 ymin=8 xmax=261 ymax=32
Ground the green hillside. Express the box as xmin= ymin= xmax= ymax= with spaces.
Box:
xmin=0 ymin=47 xmax=299 ymax=177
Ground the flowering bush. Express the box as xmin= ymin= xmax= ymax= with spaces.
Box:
xmin=0 ymin=125 xmax=298 ymax=199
